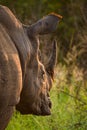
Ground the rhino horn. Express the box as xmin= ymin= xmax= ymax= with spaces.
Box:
xmin=46 ymin=40 xmax=57 ymax=79
xmin=27 ymin=13 xmax=62 ymax=35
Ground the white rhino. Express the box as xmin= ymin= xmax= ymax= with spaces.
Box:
xmin=0 ymin=5 xmax=62 ymax=130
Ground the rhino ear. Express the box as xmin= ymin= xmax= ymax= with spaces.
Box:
xmin=46 ymin=40 xmax=57 ymax=79
xmin=27 ymin=13 xmax=62 ymax=36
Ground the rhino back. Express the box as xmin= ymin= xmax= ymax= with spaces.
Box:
xmin=0 ymin=5 xmax=32 ymax=78
xmin=0 ymin=24 xmax=22 ymax=130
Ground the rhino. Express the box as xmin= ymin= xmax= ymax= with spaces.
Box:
xmin=0 ymin=5 xmax=62 ymax=130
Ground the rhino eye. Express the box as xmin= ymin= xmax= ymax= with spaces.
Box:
xmin=41 ymin=71 xmax=45 ymax=79
xmin=42 ymin=73 xmax=45 ymax=79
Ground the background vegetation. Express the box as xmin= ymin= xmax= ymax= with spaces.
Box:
xmin=0 ymin=0 xmax=87 ymax=130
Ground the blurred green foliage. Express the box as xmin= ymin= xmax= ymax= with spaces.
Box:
xmin=6 ymin=76 xmax=87 ymax=130
xmin=0 ymin=0 xmax=86 ymax=56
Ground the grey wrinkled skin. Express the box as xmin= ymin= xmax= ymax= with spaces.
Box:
xmin=0 ymin=5 xmax=61 ymax=130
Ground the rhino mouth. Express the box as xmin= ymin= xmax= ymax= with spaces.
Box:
xmin=48 ymin=97 xmax=52 ymax=108
xmin=40 ymin=96 xmax=52 ymax=116
xmin=16 ymin=92 xmax=52 ymax=116
xmin=16 ymin=100 xmax=52 ymax=116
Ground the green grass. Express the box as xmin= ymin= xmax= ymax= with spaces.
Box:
xmin=6 ymin=65 xmax=87 ymax=130
xmin=6 ymin=84 xmax=87 ymax=130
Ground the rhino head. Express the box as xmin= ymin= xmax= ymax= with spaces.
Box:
xmin=17 ymin=40 xmax=57 ymax=115
xmin=16 ymin=14 xmax=62 ymax=115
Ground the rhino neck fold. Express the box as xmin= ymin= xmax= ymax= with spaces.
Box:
xmin=0 ymin=5 xmax=32 ymax=81
xmin=8 ymin=28 xmax=32 ymax=81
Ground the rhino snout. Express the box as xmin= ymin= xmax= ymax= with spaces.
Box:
xmin=40 ymin=95 xmax=52 ymax=116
